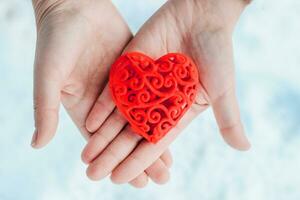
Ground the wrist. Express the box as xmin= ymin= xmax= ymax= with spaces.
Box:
xmin=32 ymin=0 xmax=63 ymax=23
xmin=194 ymin=0 xmax=250 ymax=32
xmin=32 ymin=0 xmax=80 ymax=27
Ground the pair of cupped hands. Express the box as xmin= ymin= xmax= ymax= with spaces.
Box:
xmin=31 ymin=0 xmax=251 ymax=188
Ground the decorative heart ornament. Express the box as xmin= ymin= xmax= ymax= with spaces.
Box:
xmin=109 ymin=52 xmax=199 ymax=143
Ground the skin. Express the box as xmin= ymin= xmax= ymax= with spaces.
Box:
xmin=83 ymin=0 xmax=251 ymax=186
xmin=31 ymin=0 xmax=173 ymax=187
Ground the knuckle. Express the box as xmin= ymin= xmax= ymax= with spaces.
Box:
xmin=112 ymin=110 xmax=126 ymax=124
xmin=122 ymin=128 xmax=142 ymax=142
xmin=92 ymin=133 xmax=112 ymax=152
xmin=105 ymin=146 xmax=121 ymax=164
xmin=95 ymin=98 xmax=113 ymax=115
xmin=130 ymin=154 xmax=145 ymax=170
xmin=220 ymin=120 xmax=242 ymax=134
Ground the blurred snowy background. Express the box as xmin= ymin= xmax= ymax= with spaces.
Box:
xmin=0 ymin=0 xmax=300 ymax=199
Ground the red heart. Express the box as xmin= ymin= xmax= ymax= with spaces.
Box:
xmin=109 ymin=52 xmax=199 ymax=143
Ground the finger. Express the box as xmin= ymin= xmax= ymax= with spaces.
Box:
xmin=33 ymin=77 xmax=60 ymax=149
xmin=33 ymin=45 xmax=62 ymax=148
xmin=212 ymin=86 xmax=251 ymax=151
xmin=85 ymin=84 xmax=115 ymax=133
xmin=110 ymin=104 xmax=207 ymax=183
xmin=32 ymin=30 xmax=82 ymax=148
xmin=144 ymin=159 xmax=170 ymax=185
xmin=143 ymin=150 xmax=172 ymax=184
xmin=128 ymin=172 xmax=149 ymax=188
xmin=113 ymin=156 xmax=170 ymax=186
xmin=81 ymin=109 xmax=127 ymax=164
xmin=129 ymin=152 xmax=171 ymax=187
xmin=160 ymin=149 xmax=173 ymax=168
xmin=86 ymin=126 xmax=142 ymax=181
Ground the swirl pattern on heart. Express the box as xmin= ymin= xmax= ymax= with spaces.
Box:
xmin=109 ymin=52 xmax=199 ymax=143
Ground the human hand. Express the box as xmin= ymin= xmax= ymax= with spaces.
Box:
xmin=31 ymin=0 xmax=173 ymax=187
xmin=82 ymin=0 xmax=251 ymax=185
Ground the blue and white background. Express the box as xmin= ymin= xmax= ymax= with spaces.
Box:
xmin=1 ymin=0 xmax=300 ymax=199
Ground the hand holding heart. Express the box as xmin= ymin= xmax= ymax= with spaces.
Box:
xmin=31 ymin=0 xmax=251 ymax=187
xmin=31 ymin=0 xmax=173 ymax=187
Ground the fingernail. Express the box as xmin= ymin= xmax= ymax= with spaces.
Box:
xmin=31 ymin=129 xmax=38 ymax=147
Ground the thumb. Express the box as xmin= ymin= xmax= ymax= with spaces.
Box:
xmin=32 ymin=29 xmax=80 ymax=148
xmin=212 ymin=86 xmax=251 ymax=151
xmin=205 ymin=35 xmax=251 ymax=151
xmin=32 ymin=38 xmax=63 ymax=149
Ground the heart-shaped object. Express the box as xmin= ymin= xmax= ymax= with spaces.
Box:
xmin=109 ymin=52 xmax=199 ymax=143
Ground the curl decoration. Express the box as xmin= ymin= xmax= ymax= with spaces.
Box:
xmin=109 ymin=52 xmax=199 ymax=143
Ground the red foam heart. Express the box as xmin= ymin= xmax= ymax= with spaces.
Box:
xmin=109 ymin=52 xmax=199 ymax=143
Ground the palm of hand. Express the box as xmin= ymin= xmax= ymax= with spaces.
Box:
xmin=32 ymin=0 xmax=173 ymax=187
xmin=37 ymin=0 xmax=131 ymax=139
xmin=33 ymin=0 xmax=131 ymax=141
xmin=122 ymin=0 xmax=251 ymax=148
xmin=83 ymin=0 xmax=250 ymax=184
